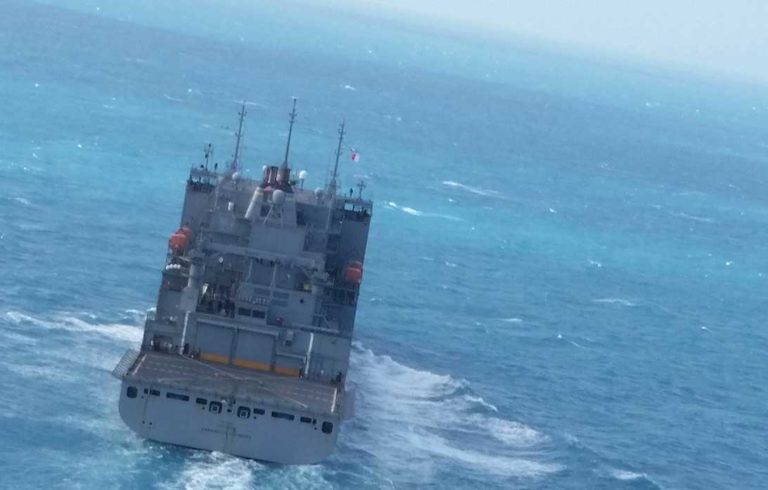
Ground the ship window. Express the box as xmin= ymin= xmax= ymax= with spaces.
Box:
xmin=252 ymin=310 xmax=265 ymax=319
xmin=209 ymin=401 xmax=222 ymax=414
xmin=196 ymin=397 xmax=208 ymax=405
xmin=271 ymin=411 xmax=295 ymax=421
xmin=238 ymin=308 xmax=251 ymax=317
xmin=126 ymin=386 xmax=138 ymax=399
xmin=252 ymin=408 xmax=265 ymax=416
xmin=237 ymin=407 xmax=251 ymax=419
xmin=300 ymin=416 xmax=312 ymax=424
xmin=322 ymin=421 xmax=333 ymax=434
xmin=167 ymin=392 xmax=190 ymax=402
xmin=149 ymin=389 xmax=161 ymax=396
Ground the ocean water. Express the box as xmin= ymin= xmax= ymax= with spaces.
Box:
xmin=1 ymin=1 xmax=767 ymax=488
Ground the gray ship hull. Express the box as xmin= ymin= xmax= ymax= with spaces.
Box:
xmin=115 ymin=106 xmax=372 ymax=463
xmin=118 ymin=381 xmax=338 ymax=464
xmin=115 ymin=350 xmax=344 ymax=464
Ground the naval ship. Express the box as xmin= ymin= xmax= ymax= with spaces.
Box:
xmin=112 ymin=100 xmax=372 ymax=464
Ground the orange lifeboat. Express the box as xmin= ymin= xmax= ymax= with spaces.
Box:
xmin=344 ymin=260 xmax=363 ymax=284
xmin=168 ymin=226 xmax=192 ymax=253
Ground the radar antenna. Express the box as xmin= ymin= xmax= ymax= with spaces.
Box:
xmin=282 ymin=97 xmax=298 ymax=169
xmin=231 ymin=102 xmax=247 ymax=172
xmin=329 ymin=120 xmax=345 ymax=195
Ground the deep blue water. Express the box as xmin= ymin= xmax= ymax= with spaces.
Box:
xmin=1 ymin=1 xmax=767 ymax=488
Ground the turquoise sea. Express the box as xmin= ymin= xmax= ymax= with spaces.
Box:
xmin=1 ymin=1 xmax=767 ymax=488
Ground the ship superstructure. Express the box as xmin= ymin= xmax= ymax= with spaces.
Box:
xmin=112 ymin=101 xmax=372 ymax=464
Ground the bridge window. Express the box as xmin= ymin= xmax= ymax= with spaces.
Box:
xmin=196 ymin=397 xmax=208 ymax=405
xmin=252 ymin=408 xmax=265 ymax=416
xmin=300 ymin=416 xmax=313 ymax=424
xmin=126 ymin=386 xmax=138 ymax=399
xmin=238 ymin=308 xmax=251 ymax=317
xmin=252 ymin=310 xmax=265 ymax=319
xmin=237 ymin=407 xmax=251 ymax=419
xmin=209 ymin=401 xmax=222 ymax=414
xmin=167 ymin=392 xmax=189 ymax=402
xmin=322 ymin=421 xmax=334 ymax=434
xmin=271 ymin=411 xmax=294 ymax=421
xmin=149 ymin=389 xmax=160 ymax=396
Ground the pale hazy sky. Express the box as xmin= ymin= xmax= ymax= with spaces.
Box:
xmin=348 ymin=0 xmax=768 ymax=83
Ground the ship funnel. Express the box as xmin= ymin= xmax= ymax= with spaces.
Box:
xmin=276 ymin=166 xmax=291 ymax=187
xmin=262 ymin=165 xmax=279 ymax=188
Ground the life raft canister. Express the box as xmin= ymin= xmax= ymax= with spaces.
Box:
xmin=344 ymin=260 xmax=363 ymax=284
xmin=168 ymin=226 xmax=192 ymax=253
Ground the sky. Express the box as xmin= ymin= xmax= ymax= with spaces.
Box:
xmin=342 ymin=0 xmax=768 ymax=84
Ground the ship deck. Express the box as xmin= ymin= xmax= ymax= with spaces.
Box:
xmin=126 ymin=351 xmax=340 ymax=415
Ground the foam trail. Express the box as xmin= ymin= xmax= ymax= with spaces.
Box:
xmin=669 ymin=211 xmax=715 ymax=223
xmin=442 ymin=180 xmax=502 ymax=198
xmin=344 ymin=343 xmax=561 ymax=483
xmin=385 ymin=201 xmax=461 ymax=221
xmin=592 ymin=298 xmax=636 ymax=307
xmin=237 ymin=100 xmax=266 ymax=108
xmin=609 ymin=468 xmax=648 ymax=481
xmin=386 ymin=201 xmax=422 ymax=216
xmin=159 ymin=451 xmax=333 ymax=490
xmin=12 ymin=197 xmax=31 ymax=206
xmin=159 ymin=452 xmax=258 ymax=490
xmin=4 ymin=311 xmax=143 ymax=343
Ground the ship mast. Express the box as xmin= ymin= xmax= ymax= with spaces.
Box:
xmin=231 ymin=102 xmax=247 ymax=172
xmin=282 ymin=97 xmax=298 ymax=169
xmin=329 ymin=121 xmax=345 ymax=196
xmin=204 ymin=143 xmax=213 ymax=170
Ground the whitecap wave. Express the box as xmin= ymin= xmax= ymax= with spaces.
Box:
xmin=592 ymin=298 xmax=636 ymax=307
xmin=386 ymin=201 xmax=421 ymax=215
xmin=236 ymin=100 xmax=266 ymax=108
xmin=610 ymin=468 xmax=646 ymax=481
xmin=163 ymin=94 xmax=185 ymax=103
xmin=4 ymin=362 xmax=79 ymax=383
xmin=344 ymin=343 xmax=560 ymax=482
xmin=385 ymin=201 xmax=461 ymax=221
xmin=4 ymin=311 xmax=143 ymax=343
xmin=484 ymin=417 xmax=544 ymax=446
xmin=60 ymin=316 xmax=143 ymax=343
xmin=669 ymin=211 xmax=715 ymax=223
xmin=12 ymin=197 xmax=31 ymax=206
xmin=442 ymin=180 xmax=501 ymax=198
xmin=501 ymin=317 xmax=523 ymax=323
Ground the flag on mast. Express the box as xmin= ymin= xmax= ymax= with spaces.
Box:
xmin=351 ymin=149 xmax=360 ymax=163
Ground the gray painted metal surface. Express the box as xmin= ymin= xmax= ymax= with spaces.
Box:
xmin=114 ymin=110 xmax=372 ymax=464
